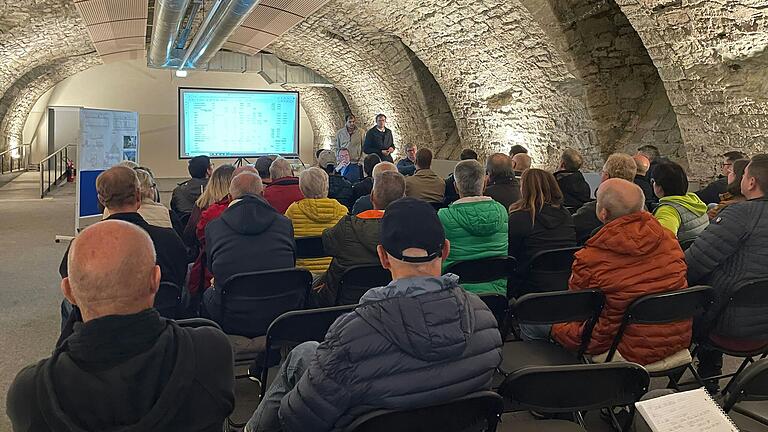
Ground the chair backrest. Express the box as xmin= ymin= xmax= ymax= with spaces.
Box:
xmin=716 ymin=278 xmax=768 ymax=339
xmin=605 ymin=285 xmax=715 ymax=362
xmin=175 ymin=317 xmax=222 ymax=330
xmin=499 ymin=363 xmax=650 ymax=413
xmin=478 ymin=294 xmax=509 ymax=329
xmin=524 ymin=246 xmax=581 ymax=294
xmin=336 ymin=264 xmax=392 ymax=305
xmin=155 ymin=281 xmax=182 ymax=319
xmin=219 ymin=268 xmax=312 ymax=337
xmin=722 ymin=358 xmax=768 ymax=412
xmin=343 ymin=391 xmax=503 ymax=432
xmin=266 ymin=304 xmax=356 ymax=349
xmin=444 ymin=256 xmax=516 ymax=284
xmin=296 ymin=236 xmax=328 ymax=259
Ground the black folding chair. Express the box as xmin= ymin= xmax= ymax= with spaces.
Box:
xmin=498 ymin=363 xmax=650 ymax=432
xmin=336 ymin=264 xmax=392 ymax=305
xmin=518 ymin=246 xmax=581 ymax=296
xmin=155 ymin=281 xmax=182 ymax=319
xmin=722 ymin=358 xmax=768 ymax=427
xmin=694 ymin=279 xmax=768 ymax=394
xmin=602 ymin=286 xmax=715 ymax=389
xmin=343 ymin=391 xmax=503 ymax=432
xmin=479 ymin=294 xmax=510 ymax=335
xmin=502 ymin=290 xmax=604 ymax=374
xmin=296 ymin=236 xmax=328 ymax=259
xmin=259 ymin=304 xmax=356 ymax=399
xmin=176 ymin=317 xmax=222 ymax=330
xmin=445 ymin=256 xmax=517 ymax=298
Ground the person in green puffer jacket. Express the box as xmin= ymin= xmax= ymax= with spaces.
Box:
xmin=438 ymin=159 xmax=508 ymax=295
xmin=651 ymin=162 xmax=709 ymax=242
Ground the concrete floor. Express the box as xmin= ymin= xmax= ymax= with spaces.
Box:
xmin=0 ymin=172 xmax=765 ymax=431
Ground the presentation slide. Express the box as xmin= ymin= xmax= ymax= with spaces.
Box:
xmin=179 ymin=88 xmax=299 ymax=158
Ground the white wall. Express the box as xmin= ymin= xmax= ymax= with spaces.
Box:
xmin=23 ymin=57 xmax=315 ymax=178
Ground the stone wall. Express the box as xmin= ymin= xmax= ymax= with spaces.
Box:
xmin=282 ymin=85 xmax=349 ymax=155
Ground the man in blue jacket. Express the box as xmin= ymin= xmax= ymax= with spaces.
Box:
xmin=245 ymin=198 xmax=502 ymax=432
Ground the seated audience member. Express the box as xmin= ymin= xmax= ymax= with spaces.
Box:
xmin=182 ymin=164 xmax=235 ymax=248
xmin=254 ymin=156 xmax=274 ymax=185
xmin=335 ymin=147 xmax=361 ymax=183
xmin=554 ymin=148 xmax=592 ymax=210
xmin=263 ymin=157 xmax=304 ymax=214
xmin=687 ymin=154 xmax=768 ymax=383
xmin=547 ymin=179 xmax=690 ymax=366
xmin=651 ymin=161 xmax=708 ymax=240
xmin=352 ymin=161 xmax=398 ymax=214
xmin=405 ymin=147 xmax=446 ymax=203
xmin=485 ymin=153 xmax=520 ymax=209
xmin=573 ymin=153 xmax=636 ymax=243
xmin=696 ymin=151 xmax=746 ymax=204
xmin=508 ymin=144 xmax=528 ymax=157
xmin=637 ymin=144 xmax=668 ymax=179
xmin=444 ymin=149 xmax=478 ymax=205
xmin=104 ymin=168 xmax=172 ymax=228
xmin=203 ymin=173 xmax=296 ymax=334
xmin=396 ymin=143 xmax=418 ymax=176
xmin=244 ymin=198 xmax=502 ymax=432
xmin=352 ymin=153 xmax=381 ymax=202
xmin=512 ymin=152 xmax=532 ymax=177
xmin=633 ymin=154 xmax=657 ymax=209
xmin=189 ymin=166 xmax=258 ymax=296
xmin=318 ymin=149 xmax=354 ymax=210
xmin=286 ymin=167 xmax=348 ymax=273
xmin=439 ymin=160 xmax=508 ymax=295
xmin=317 ymin=170 xmax=406 ymax=306
xmin=171 ymin=155 xmax=211 ymax=217
xmin=508 ymin=169 xmax=576 ymax=269
xmin=10 ymin=221 xmax=235 ymax=431
xmin=708 ymin=158 xmax=749 ymax=220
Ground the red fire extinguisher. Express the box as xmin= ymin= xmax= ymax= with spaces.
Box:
xmin=66 ymin=159 xmax=76 ymax=182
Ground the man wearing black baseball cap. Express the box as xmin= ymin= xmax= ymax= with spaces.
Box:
xmin=245 ymin=197 xmax=502 ymax=432
xmin=171 ymin=155 xmax=212 ymax=217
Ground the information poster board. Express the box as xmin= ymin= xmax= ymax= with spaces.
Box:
xmin=76 ymin=108 xmax=139 ymax=231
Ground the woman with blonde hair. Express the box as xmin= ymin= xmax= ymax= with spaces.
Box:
xmin=182 ymin=164 xmax=235 ymax=246
xmin=508 ymin=169 xmax=576 ymax=294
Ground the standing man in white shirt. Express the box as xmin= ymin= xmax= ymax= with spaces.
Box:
xmin=334 ymin=114 xmax=363 ymax=181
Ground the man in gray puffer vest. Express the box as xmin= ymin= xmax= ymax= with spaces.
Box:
xmin=245 ymin=197 xmax=503 ymax=432
xmin=687 ymin=154 xmax=768 ymax=384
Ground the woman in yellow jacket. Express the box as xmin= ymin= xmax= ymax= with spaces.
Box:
xmin=285 ymin=167 xmax=348 ymax=273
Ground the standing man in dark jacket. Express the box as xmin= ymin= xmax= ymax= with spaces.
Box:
xmin=484 ymin=153 xmax=520 ymax=209
xmin=695 ymin=151 xmax=747 ymax=204
xmin=244 ymin=198 xmax=503 ymax=432
xmin=171 ymin=155 xmax=211 ymax=217
xmin=686 ymin=154 xmax=768 ymax=382
xmin=363 ymin=114 xmax=395 ymax=163
xmin=554 ymin=148 xmax=592 ymax=210
xmin=203 ymin=173 xmax=296 ymax=335
xmin=9 ymin=221 xmax=235 ymax=432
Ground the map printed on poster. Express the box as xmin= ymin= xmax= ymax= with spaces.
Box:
xmin=79 ymin=109 xmax=139 ymax=170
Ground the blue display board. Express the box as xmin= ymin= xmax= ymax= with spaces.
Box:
xmin=78 ymin=170 xmax=104 ymax=217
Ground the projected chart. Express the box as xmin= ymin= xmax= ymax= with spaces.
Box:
xmin=179 ymin=88 xmax=299 ymax=158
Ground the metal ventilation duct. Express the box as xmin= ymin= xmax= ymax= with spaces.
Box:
xmin=204 ymin=51 xmax=332 ymax=87
xmin=147 ymin=0 xmax=192 ymax=67
xmin=182 ymin=0 xmax=261 ymax=69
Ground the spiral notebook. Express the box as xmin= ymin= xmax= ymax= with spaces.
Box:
xmin=635 ymin=388 xmax=738 ymax=432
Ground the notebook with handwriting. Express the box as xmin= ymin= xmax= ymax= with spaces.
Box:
xmin=635 ymin=388 xmax=738 ymax=432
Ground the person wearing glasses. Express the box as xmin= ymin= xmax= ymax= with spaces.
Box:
xmin=695 ymin=151 xmax=747 ymax=204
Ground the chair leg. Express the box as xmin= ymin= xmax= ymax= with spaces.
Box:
xmin=258 ymin=350 xmax=271 ymax=400
xmin=721 ymin=357 xmax=753 ymax=396
xmin=687 ymin=363 xmax=706 ymax=388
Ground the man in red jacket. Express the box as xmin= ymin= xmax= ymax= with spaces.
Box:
xmin=263 ymin=158 xmax=303 ymax=214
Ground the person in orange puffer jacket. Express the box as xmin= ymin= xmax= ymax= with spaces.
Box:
xmin=551 ymin=178 xmax=691 ymax=366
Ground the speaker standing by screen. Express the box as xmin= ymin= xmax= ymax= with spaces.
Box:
xmin=179 ymin=87 xmax=300 ymax=158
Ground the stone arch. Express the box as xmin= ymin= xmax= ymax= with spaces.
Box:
xmin=282 ymin=85 xmax=350 ymax=153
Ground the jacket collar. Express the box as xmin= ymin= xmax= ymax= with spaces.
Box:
xmin=105 ymin=212 xmax=149 ymax=228
xmin=268 ymin=176 xmax=299 ymax=186
xmin=488 ymin=176 xmax=516 ymax=185
xmin=359 ymin=273 xmax=459 ymax=304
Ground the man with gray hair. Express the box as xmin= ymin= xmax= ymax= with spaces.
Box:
xmin=203 ymin=172 xmax=296 ymax=336
xmin=9 ymin=220 xmax=235 ymax=430
xmin=438 ymin=159 xmax=509 ymax=295
xmin=485 ymin=153 xmax=520 ymax=209
xmin=572 ymin=153 xmax=637 ymax=243
xmin=317 ymin=170 xmax=406 ymax=306
xmin=263 ymin=157 xmax=303 ymax=214
xmin=352 ymin=161 xmax=398 ymax=214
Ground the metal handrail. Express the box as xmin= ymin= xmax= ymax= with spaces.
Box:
xmin=0 ymin=144 xmax=30 ymax=176
xmin=39 ymin=145 xmax=74 ymax=198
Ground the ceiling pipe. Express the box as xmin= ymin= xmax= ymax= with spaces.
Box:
xmin=180 ymin=0 xmax=261 ymax=70
xmin=147 ymin=0 xmax=192 ymax=67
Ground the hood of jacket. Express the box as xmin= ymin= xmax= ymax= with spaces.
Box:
xmin=443 ymin=198 xmax=507 ymax=236
xmin=356 ymin=274 xmax=474 ymax=362
xmin=587 ymin=211 xmax=670 ymax=256
xmin=659 ymin=193 xmax=708 ymax=215
xmin=293 ymin=198 xmax=348 ymax=224
xmin=537 ymin=204 xmax=572 ymax=229
xmin=220 ymin=195 xmax=279 ymax=235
